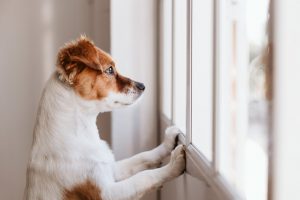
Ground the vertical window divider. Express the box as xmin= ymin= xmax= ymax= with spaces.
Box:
xmin=171 ymin=0 xmax=175 ymax=125
xmin=186 ymin=0 xmax=192 ymax=146
xmin=212 ymin=0 xmax=220 ymax=175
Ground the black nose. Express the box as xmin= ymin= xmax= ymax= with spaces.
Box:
xmin=135 ymin=82 xmax=145 ymax=91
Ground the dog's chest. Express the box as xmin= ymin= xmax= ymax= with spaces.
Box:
xmin=91 ymin=139 xmax=115 ymax=162
xmin=74 ymin=137 xmax=115 ymax=163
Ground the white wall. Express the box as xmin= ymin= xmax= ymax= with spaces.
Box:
xmin=110 ymin=0 xmax=159 ymax=200
xmin=0 ymin=0 xmax=109 ymax=199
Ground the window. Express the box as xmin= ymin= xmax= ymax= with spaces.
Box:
xmin=160 ymin=0 xmax=172 ymax=120
xmin=191 ymin=0 xmax=214 ymax=161
xmin=172 ymin=0 xmax=187 ymax=134
xmin=159 ymin=0 xmax=271 ymax=199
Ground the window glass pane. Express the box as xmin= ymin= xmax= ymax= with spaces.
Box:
xmin=244 ymin=0 xmax=270 ymax=199
xmin=161 ymin=0 xmax=172 ymax=119
xmin=191 ymin=0 xmax=214 ymax=161
xmin=218 ymin=0 xmax=250 ymax=193
xmin=173 ymin=0 xmax=187 ymax=133
xmin=218 ymin=0 xmax=270 ymax=199
xmin=218 ymin=0 xmax=246 ymax=188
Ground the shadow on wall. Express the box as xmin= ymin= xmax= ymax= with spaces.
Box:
xmin=0 ymin=0 xmax=110 ymax=199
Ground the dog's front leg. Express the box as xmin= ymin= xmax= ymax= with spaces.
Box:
xmin=102 ymin=145 xmax=185 ymax=200
xmin=113 ymin=126 xmax=181 ymax=181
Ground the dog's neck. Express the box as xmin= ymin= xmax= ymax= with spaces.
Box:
xmin=33 ymin=73 xmax=101 ymax=146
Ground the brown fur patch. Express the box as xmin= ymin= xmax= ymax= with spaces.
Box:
xmin=115 ymin=74 xmax=133 ymax=92
xmin=64 ymin=180 xmax=102 ymax=200
xmin=73 ymin=67 xmax=119 ymax=100
xmin=57 ymin=36 xmax=100 ymax=83
xmin=56 ymin=36 xmax=135 ymax=100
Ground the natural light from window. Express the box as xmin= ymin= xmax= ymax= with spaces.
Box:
xmin=191 ymin=0 xmax=214 ymax=161
xmin=172 ymin=0 xmax=187 ymax=134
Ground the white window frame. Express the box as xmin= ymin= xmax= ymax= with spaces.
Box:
xmin=159 ymin=0 xmax=271 ymax=199
xmin=272 ymin=0 xmax=300 ymax=199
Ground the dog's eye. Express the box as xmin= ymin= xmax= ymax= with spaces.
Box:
xmin=105 ymin=66 xmax=114 ymax=75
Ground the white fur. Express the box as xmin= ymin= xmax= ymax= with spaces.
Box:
xmin=24 ymin=73 xmax=185 ymax=200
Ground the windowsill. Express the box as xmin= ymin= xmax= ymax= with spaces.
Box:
xmin=160 ymin=113 xmax=244 ymax=200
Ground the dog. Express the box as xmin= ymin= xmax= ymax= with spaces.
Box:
xmin=24 ymin=36 xmax=185 ymax=200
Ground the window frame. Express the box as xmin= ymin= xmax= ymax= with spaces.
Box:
xmin=159 ymin=0 xmax=271 ymax=199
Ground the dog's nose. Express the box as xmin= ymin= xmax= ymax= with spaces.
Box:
xmin=135 ymin=82 xmax=145 ymax=91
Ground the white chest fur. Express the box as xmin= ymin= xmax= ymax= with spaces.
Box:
xmin=25 ymin=74 xmax=116 ymax=199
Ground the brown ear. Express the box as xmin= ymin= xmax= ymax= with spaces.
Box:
xmin=56 ymin=36 xmax=101 ymax=84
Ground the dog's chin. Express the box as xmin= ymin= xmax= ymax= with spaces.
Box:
xmin=105 ymin=91 xmax=144 ymax=110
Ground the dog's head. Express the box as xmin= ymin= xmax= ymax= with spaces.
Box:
xmin=56 ymin=36 xmax=145 ymax=111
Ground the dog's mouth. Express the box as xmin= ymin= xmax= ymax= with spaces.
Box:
xmin=114 ymin=89 xmax=144 ymax=106
xmin=114 ymin=101 xmax=131 ymax=106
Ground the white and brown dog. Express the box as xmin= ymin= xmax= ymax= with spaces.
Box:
xmin=24 ymin=36 xmax=185 ymax=200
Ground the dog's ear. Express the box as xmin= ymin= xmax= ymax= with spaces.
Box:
xmin=56 ymin=36 xmax=101 ymax=84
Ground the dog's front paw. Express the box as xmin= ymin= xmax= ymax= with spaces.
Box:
xmin=163 ymin=126 xmax=181 ymax=152
xmin=166 ymin=144 xmax=186 ymax=177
